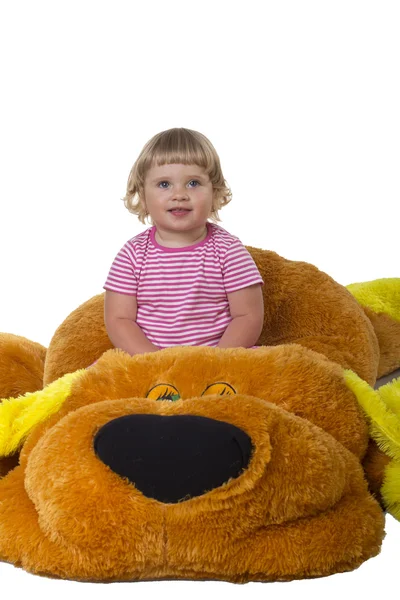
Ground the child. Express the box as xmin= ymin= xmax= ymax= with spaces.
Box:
xmin=94 ymin=127 xmax=264 ymax=364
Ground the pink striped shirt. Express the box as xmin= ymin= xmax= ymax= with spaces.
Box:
xmin=103 ymin=222 xmax=264 ymax=349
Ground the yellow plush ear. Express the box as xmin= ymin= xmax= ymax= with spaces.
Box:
xmin=344 ymin=369 xmax=400 ymax=520
xmin=0 ymin=369 xmax=86 ymax=457
xmin=346 ymin=278 xmax=400 ymax=322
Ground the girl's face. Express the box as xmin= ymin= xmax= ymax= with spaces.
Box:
xmin=142 ymin=163 xmax=214 ymax=239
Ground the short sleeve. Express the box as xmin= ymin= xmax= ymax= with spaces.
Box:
xmin=103 ymin=242 xmax=138 ymax=296
xmin=222 ymin=239 xmax=264 ymax=294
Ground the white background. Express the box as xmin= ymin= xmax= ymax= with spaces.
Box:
xmin=0 ymin=0 xmax=399 ymax=597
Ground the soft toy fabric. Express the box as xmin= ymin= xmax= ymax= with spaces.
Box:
xmin=0 ymin=247 xmax=399 ymax=583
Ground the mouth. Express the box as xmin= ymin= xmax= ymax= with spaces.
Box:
xmin=168 ymin=209 xmax=192 ymax=214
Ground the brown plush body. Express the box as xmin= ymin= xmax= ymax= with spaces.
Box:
xmin=42 ymin=249 xmax=381 ymax=386
xmin=0 ymin=248 xmax=398 ymax=582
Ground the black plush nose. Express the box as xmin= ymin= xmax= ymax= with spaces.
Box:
xmin=93 ymin=414 xmax=253 ymax=503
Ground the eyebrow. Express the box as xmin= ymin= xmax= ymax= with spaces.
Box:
xmin=151 ymin=174 xmax=206 ymax=183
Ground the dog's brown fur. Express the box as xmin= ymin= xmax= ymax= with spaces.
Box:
xmin=0 ymin=248 xmax=398 ymax=581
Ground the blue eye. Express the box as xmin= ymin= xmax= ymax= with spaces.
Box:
xmin=158 ymin=180 xmax=200 ymax=189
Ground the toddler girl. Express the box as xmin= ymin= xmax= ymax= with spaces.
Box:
xmin=93 ymin=128 xmax=264 ymax=364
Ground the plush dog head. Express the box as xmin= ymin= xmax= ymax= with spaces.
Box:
xmin=0 ymin=344 xmax=385 ymax=581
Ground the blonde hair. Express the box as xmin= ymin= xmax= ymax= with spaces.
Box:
xmin=122 ymin=128 xmax=232 ymax=225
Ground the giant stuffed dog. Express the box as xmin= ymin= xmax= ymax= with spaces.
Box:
xmin=0 ymin=246 xmax=399 ymax=582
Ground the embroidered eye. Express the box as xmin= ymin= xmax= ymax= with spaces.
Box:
xmin=146 ymin=383 xmax=181 ymax=402
xmin=201 ymin=382 xmax=237 ymax=397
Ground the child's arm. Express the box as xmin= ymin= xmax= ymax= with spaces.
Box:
xmin=217 ymin=284 xmax=264 ymax=348
xmin=104 ymin=290 xmax=159 ymax=355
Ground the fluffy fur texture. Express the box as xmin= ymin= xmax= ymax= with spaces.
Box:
xmin=0 ymin=370 xmax=84 ymax=456
xmin=344 ymin=370 xmax=400 ymax=519
xmin=347 ymin=279 xmax=400 ymax=377
xmin=0 ymin=247 xmax=399 ymax=582
xmin=347 ymin=279 xmax=400 ymax=321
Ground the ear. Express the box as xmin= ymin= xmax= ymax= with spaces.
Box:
xmin=344 ymin=369 xmax=400 ymax=462
xmin=212 ymin=187 xmax=224 ymax=208
xmin=0 ymin=369 xmax=86 ymax=457
xmin=344 ymin=369 xmax=400 ymax=521
xmin=138 ymin=193 xmax=148 ymax=215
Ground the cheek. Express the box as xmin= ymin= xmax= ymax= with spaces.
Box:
xmin=146 ymin=192 xmax=165 ymax=207
xmin=197 ymin=189 xmax=213 ymax=202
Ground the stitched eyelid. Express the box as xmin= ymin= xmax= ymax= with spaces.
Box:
xmin=146 ymin=384 xmax=181 ymax=402
xmin=145 ymin=381 xmax=237 ymax=402
xmin=201 ymin=382 xmax=237 ymax=396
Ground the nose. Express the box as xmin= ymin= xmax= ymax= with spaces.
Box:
xmin=172 ymin=192 xmax=188 ymax=201
xmin=94 ymin=414 xmax=253 ymax=503
xmin=172 ymin=183 xmax=189 ymax=200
